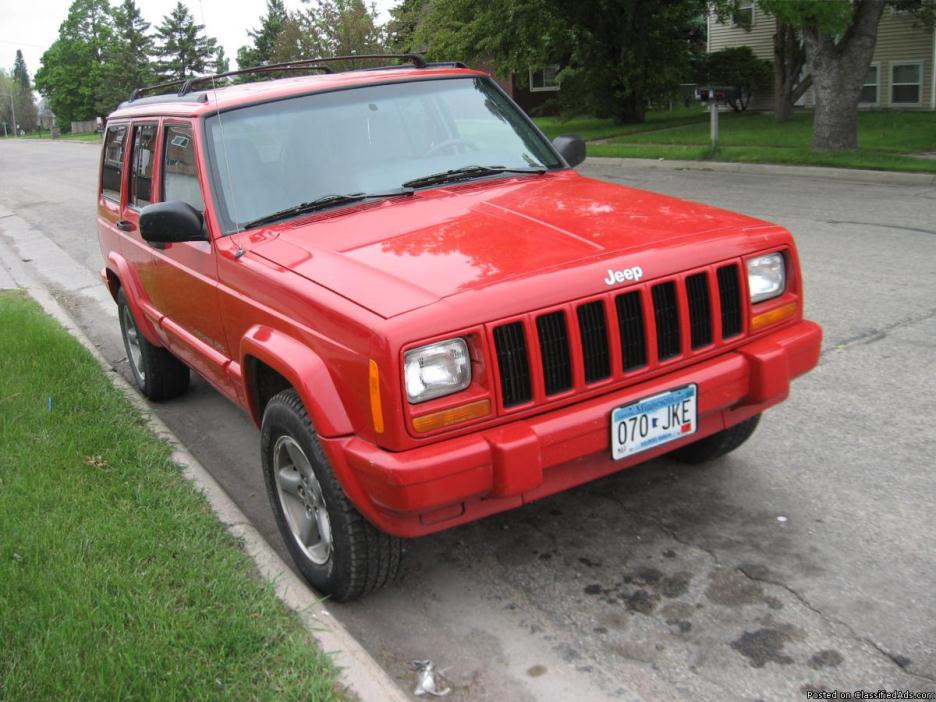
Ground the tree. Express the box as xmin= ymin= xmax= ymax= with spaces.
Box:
xmin=772 ymin=20 xmax=811 ymax=122
xmin=759 ymin=0 xmax=933 ymax=150
xmin=413 ymin=0 xmax=713 ymax=123
xmin=271 ymin=0 xmax=385 ymax=69
xmin=386 ymin=0 xmax=427 ymax=53
xmin=11 ymin=51 xmax=39 ymax=132
xmin=696 ymin=46 xmax=772 ymax=112
xmin=98 ymin=0 xmax=153 ymax=110
xmin=35 ymin=0 xmax=113 ymax=129
xmin=215 ymin=47 xmax=230 ymax=74
xmin=154 ymin=2 xmax=219 ymax=82
xmin=237 ymin=0 xmax=289 ymax=69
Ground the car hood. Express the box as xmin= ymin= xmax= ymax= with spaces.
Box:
xmin=248 ymin=171 xmax=772 ymax=318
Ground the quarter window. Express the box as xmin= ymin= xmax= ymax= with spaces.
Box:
xmin=163 ymin=125 xmax=204 ymax=211
xmin=101 ymin=125 xmax=127 ymax=202
xmin=130 ymin=124 xmax=157 ymax=208
xmin=860 ymin=64 xmax=879 ymax=105
xmin=891 ymin=63 xmax=921 ymax=104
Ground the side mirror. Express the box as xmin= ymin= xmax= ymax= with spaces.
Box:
xmin=139 ymin=201 xmax=206 ymax=244
xmin=552 ymin=135 xmax=587 ymax=168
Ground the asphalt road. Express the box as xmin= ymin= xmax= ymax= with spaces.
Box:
xmin=2 ymin=139 xmax=934 ymax=701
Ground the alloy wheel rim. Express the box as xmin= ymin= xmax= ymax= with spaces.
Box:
xmin=122 ymin=305 xmax=145 ymax=382
xmin=272 ymin=435 xmax=333 ymax=565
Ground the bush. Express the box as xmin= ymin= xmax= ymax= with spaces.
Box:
xmin=695 ymin=46 xmax=772 ymax=112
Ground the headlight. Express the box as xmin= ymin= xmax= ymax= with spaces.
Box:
xmin=747 ymin=253 xmax=786 ymax=303
xmin=404 ymin=338 xmax=471 ymax=403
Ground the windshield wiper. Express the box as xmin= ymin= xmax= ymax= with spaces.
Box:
xmin=402 ymin=165 xmax=546 ymax=189
xmin=242 ymin=189 xmax=413 ymax=229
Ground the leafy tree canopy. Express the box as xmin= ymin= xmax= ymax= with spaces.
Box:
xmin=237 ymin=0 xmax=289 ymax=69
xmin=154 ymin=1 xmax=218 ymax=82
xmin=413 ymin=0 xmax=717 ymax=123
xmin=35 ymin=0 xmax=113 ymax=127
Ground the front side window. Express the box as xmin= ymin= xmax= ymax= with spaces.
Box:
xmin=163 ymin=125 xmax=204 ymax=211
xmin=101 ymin=124 xmax=128 ymax=202
xmin=130 ymin=124 xmax=157 ymax=208
xmin=891 ymin=63 xmax=921 ymax=104
xmin=860 ymin=64 xmax=879 ymax=105
xmin=205 ymin=77 xmax=563 ymax=233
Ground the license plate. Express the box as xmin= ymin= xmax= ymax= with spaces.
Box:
xmin=611 ymin=385 xmax=697 ymax=460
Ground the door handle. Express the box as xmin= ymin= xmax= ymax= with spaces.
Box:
xmin=116 ymin=219 xmax=136 ymax=232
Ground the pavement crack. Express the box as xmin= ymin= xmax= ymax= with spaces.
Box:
xmin=736 ymin=565 xmax=936 ymax=684
xmin=824 ymin=219 xmax=936 ymax=236
xmin=823 ymin=306 xmax=936 ymax=357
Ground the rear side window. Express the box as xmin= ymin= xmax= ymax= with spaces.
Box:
xmin=163 ymin=125 xmax=204 ymax=211
xmin=101 ymin=125 xmax=128 ymax=202
xmin=129 ymin=124 xmax=157 ymax=208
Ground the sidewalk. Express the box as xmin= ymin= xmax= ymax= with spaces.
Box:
xmin=584 ymin=156 xmax=936 ymax=186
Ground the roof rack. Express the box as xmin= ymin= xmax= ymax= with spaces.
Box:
xmin=128 ymin=53 xmax=432 ymax=102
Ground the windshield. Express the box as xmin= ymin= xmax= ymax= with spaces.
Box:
xmin=204 ymin=76 xmax=563 ymax=233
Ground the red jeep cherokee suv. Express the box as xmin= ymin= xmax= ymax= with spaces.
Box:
xmin=97 ymin=55 xmax=822 ymax=600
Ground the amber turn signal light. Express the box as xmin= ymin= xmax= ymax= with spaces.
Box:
xmin=751 ymin=301 xmax=798 ymax=332
xmin=369 ymin=359 xmax=384 ymax=434
xmin=412 ymin=399 xmax=491 ymax=433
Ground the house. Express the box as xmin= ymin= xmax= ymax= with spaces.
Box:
xmin=708 ymin=2 xmax=936 ymax=110
xmin=479 ymin=61 xmax=562 ymax=116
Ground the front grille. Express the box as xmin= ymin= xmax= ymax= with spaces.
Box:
xmin=536 ymin=311 xmax=572 ymax=396
xmin=577 ymin=301 xmax=611 ymax=383
xmin=491 ymin=261 xmax=745 ymax=410
xmin=717 ymin=264 xmax=743 ymax=339
xmin=493 ymin=322 xmax=532 ymax=407
xmin=652 ymin=282 xmax=681 ymax=360
xmin=615 ymin=291 xmax=646 ymax=371
xmin=686 ymin=273 xmax=713 ymax=349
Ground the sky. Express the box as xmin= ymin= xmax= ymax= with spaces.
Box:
xmin=0 ymin=0 xmax=397 ymax=81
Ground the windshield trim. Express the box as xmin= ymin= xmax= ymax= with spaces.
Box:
xmin=201 ymin=75 xmax=567 ymax=236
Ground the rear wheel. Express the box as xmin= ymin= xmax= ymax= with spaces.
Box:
xmin=670 ymin=414 xmax=761 ymax=464
xmin=261 ymin=389 xmax=401 ymax=601
xmin=117 ymin=288 xmax=189 ymax=401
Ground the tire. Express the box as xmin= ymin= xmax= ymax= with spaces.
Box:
xmin=670 ymin=413 xmax=761 ymax=465
xmin=117 ymin=288 xmax=190 ymax=401
xmin=261 ymin=389 xmax=401 ymax=601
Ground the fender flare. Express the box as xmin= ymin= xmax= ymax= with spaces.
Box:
xmin=105 ymin=252 xmax=163 ymax=345
xmin=240 ymin=325 xmax=353 ymax=438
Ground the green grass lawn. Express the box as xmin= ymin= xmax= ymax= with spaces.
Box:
xmin=535 ymin=110 xmax=936 ymax=173
xmin=2 ymin=131 xmax=102 ymax=142
xmin=0 ymin=291 xmax=349 ymax=701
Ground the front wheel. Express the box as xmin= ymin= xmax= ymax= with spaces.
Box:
xmin=261 ymin=389 xmax=401 ymax=601
xmin=670 ymin=414 xmax=761 ymax=464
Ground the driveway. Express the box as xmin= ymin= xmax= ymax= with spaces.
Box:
xmin=1 ymin=139 xmax=934 ymax=700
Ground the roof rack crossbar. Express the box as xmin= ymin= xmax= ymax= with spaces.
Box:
xmin=128 ymin=53 xmax=431 ymax=102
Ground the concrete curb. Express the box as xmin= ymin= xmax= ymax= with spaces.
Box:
xmin=585 ymin=156 xmax=936 ymax=186
xmin=0 ymin=231 xmax=410 ymax=702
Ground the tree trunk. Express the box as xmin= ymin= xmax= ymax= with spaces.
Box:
xmin=803 ymin=0 xmax=884 ymax=152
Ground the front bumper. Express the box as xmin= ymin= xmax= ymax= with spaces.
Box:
xmin=321 ymin=319 xmax=822 ymax=538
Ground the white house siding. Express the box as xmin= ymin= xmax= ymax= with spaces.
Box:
xmin=708 ymin=5 xmax=777 ymax=111
xmin=708 ymin=3 xmax=935 ymax=111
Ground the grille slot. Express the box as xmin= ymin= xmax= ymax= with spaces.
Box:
xmin=652 ymin=282 xmax=681 ymax=360
xmin=493 ymin=322 xmax=532 ymax=407
xmin=686 ymin=273 xmax=713 ymax=349
xmin=717 ymin=264 xmax=743 ymax=339
xmin=576 ymin=301 xmax=611 ymax=383
xmin=615 ymin=291 xmax=647 ymax=371
xmin=536 ymin=312 xmax=573 ymax=396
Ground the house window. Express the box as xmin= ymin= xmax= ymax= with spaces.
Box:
xmin=860 ymin=64 xmax=879 ymax=105
xmin=733 ymin=0 xmax=755 ymax=28
xmin=529 ymin=65 xmax=560 ymax=92
xmin=891 ymin=62 xmax=922 ymax=104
